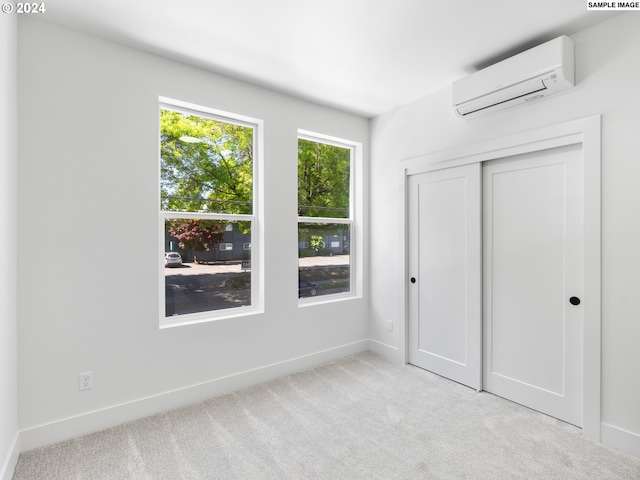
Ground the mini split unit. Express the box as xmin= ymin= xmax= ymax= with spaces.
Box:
xmin=452 ymin=35 xmax=574 ymax=119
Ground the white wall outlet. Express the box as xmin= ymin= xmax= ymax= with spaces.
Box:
xmin=386 ymin=320 xmax=393 ymax=332
xmin=79 ymin=371 xmax=93 ymax=391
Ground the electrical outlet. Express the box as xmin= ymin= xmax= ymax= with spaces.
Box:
xmin=79 ymin=371 xmax=93 ymax=391
xmin=386 ymin=320 xmax=393 ymax=332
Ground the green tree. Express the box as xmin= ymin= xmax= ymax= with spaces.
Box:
xmin=310 ymin=234 xmax=325 ymax=253
xmin=298 ymin=139 xmax=350 ymax=218
xmin=161 ymin=110 xmax=253 ymax=253
xmin=160 ymin=109 xmax=253 ymax=215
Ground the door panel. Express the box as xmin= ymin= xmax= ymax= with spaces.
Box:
xmin=483 ymin=144 xmax=583 ymax=426
xmin=408 ymin=163 xmax=481 ymax=390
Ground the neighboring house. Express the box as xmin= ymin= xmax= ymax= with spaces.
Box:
xmin=298 ymin=230 xmax=350 ymax=257
xmin=166 ymin=229 xmax=349 ymax=262
xmin=165 ymin=229 xmax=252 ymax=263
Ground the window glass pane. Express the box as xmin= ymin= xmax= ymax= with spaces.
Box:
xmin=298 ymin=223 xmax=350 ymax=298
xmin=165 ymin=219 xmax=252 ymax=317
xmin=297 ymin=138 xmax=350 ymax=219
xmin=160 ymin=109 xmax=253 ymax=215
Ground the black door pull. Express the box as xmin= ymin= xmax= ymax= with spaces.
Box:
xmin=410 ymin=277 xmax=416 ymax=284
xmin=569 ymin=297 xmax=581 ymax=306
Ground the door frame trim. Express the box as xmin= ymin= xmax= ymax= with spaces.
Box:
xmin=401 ymin=115 xmax=601 ymax=441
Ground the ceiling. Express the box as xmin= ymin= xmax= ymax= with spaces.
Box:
xmin=42 ymin=1 xmax=618 ymax=117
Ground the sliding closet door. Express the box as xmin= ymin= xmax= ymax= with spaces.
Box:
xmin=408 ymin=163 xmax=482 ymax=390
xmin=483 ymin=144 xmax=583 ymax=426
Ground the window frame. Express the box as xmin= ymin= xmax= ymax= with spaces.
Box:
xmin=159 ymin=97 xmax=264 ymax=328
xmin=297 ymin=130 xmax=362 ymax=305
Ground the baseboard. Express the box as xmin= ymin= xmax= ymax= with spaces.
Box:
xmin=367 ymin=338 xmax=402 ymax=362
xmin=20 ymin=339 xmax=369 ymax=452
xmin=601 ymin=422 xmax=640 ymax=458
xmin=1 ymin=432 xmax=19 ymax=480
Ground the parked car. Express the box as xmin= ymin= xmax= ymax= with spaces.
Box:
xmin=298 ymin=281 xmax=318 ymax=297
xmin=165 ymin=251 xmax=182 ymax=267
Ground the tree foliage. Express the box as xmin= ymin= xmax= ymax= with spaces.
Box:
xmin=309 ymin=234 xmax=325 ymax=252
xmin=167 ymin=219 xmax=224 ymax=252
xmin=160 ymin=109 xmax=253 ymax=215
xmin=161 ymin=109 xmax=254 ymax=254
xmin=298 ymin=139 xmax=350 ymax=218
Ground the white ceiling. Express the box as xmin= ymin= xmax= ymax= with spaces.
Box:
xmin=42 ymin=1 xmax=618 ymax=117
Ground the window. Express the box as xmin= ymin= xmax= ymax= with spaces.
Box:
xmin=298 ymin=131 xmax=360 ymax=301
xmin=160 ymin=98 xmax=262 ymax=325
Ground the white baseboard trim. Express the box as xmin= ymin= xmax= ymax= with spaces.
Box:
xmin=367 ymin=339 xmax=402 ymax=362
xmin=1 ymin=432 xmax=20 ymax=480
xmin=601 ymin=422 xmax=640 ymax=458
xmin=20 ymin=339 xmax=370 ymax=452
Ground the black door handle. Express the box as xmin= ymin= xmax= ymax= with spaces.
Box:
xmin=410 ymin=277 xmax=416 ymax=284
xmin=569 ymin=297 xmax=581 ymax=306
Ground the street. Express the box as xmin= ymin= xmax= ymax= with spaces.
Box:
xmin=165 ymin=255 xmax=350 ymax=316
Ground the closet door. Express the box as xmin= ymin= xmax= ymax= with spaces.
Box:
xmin=408 ymin=163 xmax=482 ymax=390
xmin=483 ymin=145 xmax=583 ymax=426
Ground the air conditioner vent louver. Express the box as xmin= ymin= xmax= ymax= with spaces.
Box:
xmin=452 ymin=36 xmax=574 ymax=119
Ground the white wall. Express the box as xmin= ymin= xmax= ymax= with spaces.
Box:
xmin=0 ymin=10 xmax=19 ymax=480
xmin=369 ymin=12 xmax=640 ymax=456
xmin=17 ymin=17 xmax=369 ymax=449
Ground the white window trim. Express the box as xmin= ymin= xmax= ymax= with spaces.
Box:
xmin=159 ymin=97 xmax=264 ymax=328
xmin=297 ymin=130 xmax=363 ymax=306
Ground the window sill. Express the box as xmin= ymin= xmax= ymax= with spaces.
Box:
xmin=298 ymin=292 xmax=361 ymax=308
xmin=160 ymin=305 xmax=263 ymax=329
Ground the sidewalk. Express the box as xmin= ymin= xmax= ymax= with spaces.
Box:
xmin=167 ymin=254 xmax=350 ymax=276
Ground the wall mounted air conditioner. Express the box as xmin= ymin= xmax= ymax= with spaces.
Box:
xmin=452 ymin=35 xmax=574 ymax=119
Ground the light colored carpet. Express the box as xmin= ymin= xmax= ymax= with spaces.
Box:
xmin=13 ymin=352 xmax=640 ymax=479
